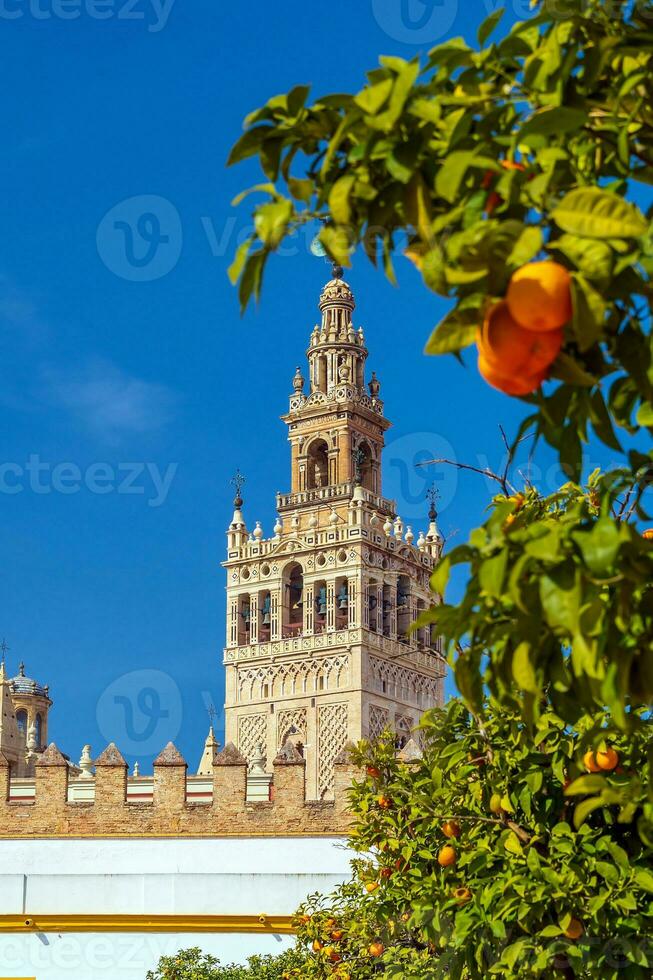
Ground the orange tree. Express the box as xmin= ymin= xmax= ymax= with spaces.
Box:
xmin=227 ymin=0 xmax=653 ymax=738
xmin=288 ymin=698 xmax=652 ymax=979
xmin=226 ymin=2 xmax=653 ymax=976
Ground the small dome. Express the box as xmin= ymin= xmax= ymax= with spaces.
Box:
xmin=10 ymin=662 xmax=49 ymax=698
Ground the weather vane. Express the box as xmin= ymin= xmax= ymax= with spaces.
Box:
xmin=0 ymin=638 xmax=9 ymax=666
xmin=427 ymin=483 xmax=440 ymax=520
xmin=231 ymin=469 xmax=246 ymax=504
xmin=207 ymin=703 xmax=217 ymax=725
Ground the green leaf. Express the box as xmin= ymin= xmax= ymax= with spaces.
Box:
xmin=519 ymin=107 xmax=587 ymax=141
xmin=570 ymin=275 xmax=606 ymax=352
xmin=478 ymin=7 xmax=505 ymax=47
xmin=573 ymin=796 xmax=605 ymax=829
xmin=572 ymin=516 xmax=622 ymax=575
xmin=564 ymin=774 xmax=608 ymax=796
xmin=227 ymin=238 xmax=251 ymax=286
xmin=435 ymin=151 xmax=477 ymax=203
xmin=354 ymin=78 xmax=393 ymax=115
xmin=329 ymin=175 xmax=356 ymax=225
xmin=636 ymin=401 xmax=653 ymax=426
xmin=550 ymin=352 xmax=597 ymax=387
xmin=551 ymin=188 xmax=648 ymax=239
xmin=634 ymin=868 xmax=653 ymax=893
xmin=504 ymin=832 xmax=523 ymax=856
xmin=424 ymin=313 xmax=476 ymax=355
xmin=431 ymin=556 xmax=451 ymax=596
xmin=319 ymin=224 xmax=351 ymax=267
xmin=512 ymin=643 xmax=539 ymax=695
xmin=254 ymin=199 xmax=293 ymax=248
xmin=507 ymin=226 xmax=543 ymax=268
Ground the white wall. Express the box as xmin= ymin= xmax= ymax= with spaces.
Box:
xmin=0 ymin=837 xmax=351 ymax=980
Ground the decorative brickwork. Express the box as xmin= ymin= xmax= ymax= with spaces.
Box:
xmin=317 ymin=703 xmax=349 ymax=799
xmin=368 ymin=704 xmax=391 ymax=740
xmin=237 ymin=713 xmax=267 ymax=765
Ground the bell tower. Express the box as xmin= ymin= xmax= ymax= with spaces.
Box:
xmin=223 ymin=267 xmax=445 ymax=800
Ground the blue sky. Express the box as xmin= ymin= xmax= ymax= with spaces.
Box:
xmin=0 ymin=1 xmax=629 ymax=770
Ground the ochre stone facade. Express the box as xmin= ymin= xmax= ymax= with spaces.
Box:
xmin=223 ymin=269 xmax=446 ymax=800
xmin=0 ymin=742 xmax=355 ymax=839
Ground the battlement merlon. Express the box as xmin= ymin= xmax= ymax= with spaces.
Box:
xmin=0 ymin=741 xmax=357 ymax=839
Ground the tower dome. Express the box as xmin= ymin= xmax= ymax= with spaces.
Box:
xmin=10 ymin=662 xmax=50 ymax=698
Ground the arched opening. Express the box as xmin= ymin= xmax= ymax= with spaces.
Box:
xmin=335 ymin=576 xmax=349 ymax=628
xmin=307 ymin=439 xmax=329 ymax=490
xmin=283 ymin=563 xmax=303 ymax=636
xmin=238 ymin=595 xmax=251 ymax=644
xmin=259 ymin=590 xmax=272 ymax=641
xmin=397 ymin=575 xmax=411 ymax=644
xmin=357 ymin=441 xmax=375 ymax=491
xmin=314 ymin=577 xmax=327 ymax=633
xmin=16 ymin=709 xmax=27 ymax=739
xmin=35 ymin=713 xmax=43 ymax=749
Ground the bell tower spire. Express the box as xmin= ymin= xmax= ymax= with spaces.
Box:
xmin=222 ymin=268 xmax=445 ymax=801
xmin=282 ymin=267 xmax=390 ymax=506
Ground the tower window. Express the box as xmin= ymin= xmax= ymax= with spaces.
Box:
xmin=307 ymin=439 xmax=329 ymax=490
xmin=16 ymin=709 xmax=27 ymax=736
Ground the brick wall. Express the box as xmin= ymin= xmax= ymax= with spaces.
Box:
xmin=0 ymin=740 xmax=356 ymax=839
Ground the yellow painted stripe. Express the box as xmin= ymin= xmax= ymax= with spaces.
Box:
xmin=0 ymin=914 xmax=297 ymax=935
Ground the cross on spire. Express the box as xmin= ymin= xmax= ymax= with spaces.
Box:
xmin=0 ymin=638 xmax=9 ymax=666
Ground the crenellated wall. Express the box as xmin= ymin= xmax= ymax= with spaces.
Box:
xmin=0 ymin=740 xmax=356 ymax=839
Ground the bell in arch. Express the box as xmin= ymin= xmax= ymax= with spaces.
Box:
xmin=337 ymin=584 xmax=348 ymax=610
xmin=260 ymin=595 xmax=272 ymax=625
xmin=241 ymin=603 xmax=251 ymax=625
xmin=315 ymin=587 xmax=328 ymax=617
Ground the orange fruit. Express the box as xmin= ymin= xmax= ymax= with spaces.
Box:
xmin=643 ymin=528 xmax=653 ymax=540
xmin=479 ymin=352 xmax=547 ymax=396
xmin=312 ymin=940 xmax=324 ymax=952
xmin=583 ymin=750 xmax=601 ymax=773
xmin=442 ymin=820 xmax=461 ymax=839
xmin=479 ymin=301 xmax=563 ymax=375
xmin=365 ymin=881 xmax=379 ymax=893
xmin=366 ymin=765 xmax=381 ymax=779
xmin=380 ymin=867 xmax=392 ymax=879
xmin=506 ymin=261 xmax=572 ymax=333
xmin=564 ymin=918 xmax=584 ymax=941
xmin=501 ymin=160 xmax=526 ymax=172
xmin=368 ymin=942 xmax=384 ymax=958
xmin=595 ymin=746 xmax=619 ymax=771
xmin=377 ymin=794 xmax=391 ymax=809
xmin=325 ymin=947 xmax=341 ymax=963
xmin=453 ymin=886 xmax=472 ymax=904
xmin=331 ymin=929 xmax=344 ymax=941
xmin=438 ymin=845 xmax=457 ymax=867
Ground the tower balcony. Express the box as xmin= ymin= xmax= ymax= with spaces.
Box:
xmin=276 ymin=482 xmax=396 ymax=516
xmin=223 ymin=625 xmax=445 ymax=678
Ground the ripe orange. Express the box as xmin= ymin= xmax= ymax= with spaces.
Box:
xmin=595 ymin=746 xmax=619 ymax=771
xmin=438 ymin=845 xmax=457 ymax=867
xmin=506 ymin=261 xmax=572 ymax=333
xmin=365 ymin=881 xmax=379 ymax=893
xmin=380 ymin=867 xmax=393 ymax=879
xmin=325 ymin=947 xmax=342 ymax=963
xmin=564 ymin=918 xmax=584 ymax=941
xmin=643 ymin=528 xmax=653 ymax=540
xmin=583 ymin=750 xmax=601 ymax=773
xmin=501 ymin=160 xmax=526 ymax=172
xmin=368 ymin=942 xmax=385 ymax=958
xmin=479 ymin=352 xmax=547 ymax=396
xmin=479 ymin=301 xmax=563 ymax=375
xmin=366 ymin=765 xmax=381 ymax=779
xmin=453 ymin=886 xmax=472 ymax=904
xmin=377 ymin=795 xmax=392 ymax=809
xmin=312 ymin=940 xmax=323 ymax=953
xmin=442 ymin=820 xmax=461 ymax=839
xmin=331 ymin=929 xmax=344 ymax=941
